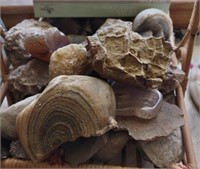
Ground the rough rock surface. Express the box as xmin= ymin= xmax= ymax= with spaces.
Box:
xmin=140 ymin=128 xmax=184 ymax=167
xmin=87 ymin=19 xmax=173 ymax=89
xmin=49 ymin=44 xmax=91 ymax=80
xmin=117 ymin=101 xmax=184 ymax=141
xmin=8 ymin=59 xmax=48 ymax=101
xmin=5 ymin=19 xmax=52 ymax=67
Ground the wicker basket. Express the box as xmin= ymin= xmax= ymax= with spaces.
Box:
xmin=0 ymin=0 xmax=199 ymax=168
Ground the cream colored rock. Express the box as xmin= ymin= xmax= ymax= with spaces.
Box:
xmin=87 ymin=19 xmax=173 ymax=89
xmin=16 ymin=75 xmax=117 ymax=162
xmin=49 ymin=44 xmax=91 ymax=80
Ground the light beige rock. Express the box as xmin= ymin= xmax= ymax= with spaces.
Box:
xmin=49 ymin=44 xmax=91 ymax=80
xmin=87 ymin=19 xmax=173 ymax=89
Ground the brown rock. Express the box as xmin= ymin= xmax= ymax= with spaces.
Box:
xmin=117 ymin=101 xmax=184 ymax=141
xmin=16 ymin=75 xmax=117 ymax=162
xmin=8 ymin=59 xmax=49 ymax=101
xmin=87 ymin=18 xmax=173 ymax=89
xmin=5 ymin=19 xmax=52 ymax=67
xmin=49 ymin=44 xmax=92 ymax=80
xmin=140 ymin=128 xmax=184 ymax=168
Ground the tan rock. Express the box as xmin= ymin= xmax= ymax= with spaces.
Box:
xmin=87 ymin=18 xmax=173 ymax=89
xmin=49 ymin=44 xmax=92 ymax=80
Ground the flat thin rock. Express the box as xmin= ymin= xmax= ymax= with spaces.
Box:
xmin=117 ymin=101 xmax=184 ymax=141
xmin=140 ymin=128 xmax=184 ymax=168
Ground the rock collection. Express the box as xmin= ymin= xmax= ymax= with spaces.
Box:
xmin=1 ymin=8 xmax=186 ymax=168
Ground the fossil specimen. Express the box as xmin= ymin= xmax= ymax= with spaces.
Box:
xmin=132 ymin=8 xmax=174 ymax=44
xmin=117 ymin=101 xmax=184 ymax=141
xmin=87 ymin=19 xmax=173 ymax=89
xmin=49 ymin=44 xmax=92 ymax=80
xmin=16 ymin=75 xmax=117 ymax=162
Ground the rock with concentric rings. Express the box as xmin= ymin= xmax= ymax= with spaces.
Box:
xmin=16 ymin=75 xmax=117 ymax=162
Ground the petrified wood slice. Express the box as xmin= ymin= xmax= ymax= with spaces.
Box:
xmin=93 ymin=130 xmax=129 ymax=162
xmin=117 ymin=101 xmax=184 ymax=141
xmin=49 ymin=44 xmax=92 ymax=80
xmin=113 ymin=82 xmax=163 ymax=119
xmin=63 ymin=134 xmax=108 ymax=166
xmin=140 ymin=128 xmax=184 ymax=168
xmin=16 ymin=75 xmax=117 ymax=162
xmin=0 ymin=94 xmax=40 ymax=140
xmin=8 ymin=59 xmax=49 ymax=102
xmin=87 ymin=19 xmax=173 ymax=89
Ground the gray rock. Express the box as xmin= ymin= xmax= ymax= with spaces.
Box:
xmin=0 ymin=94 xmax=40 ymax=139
xmin=117 ymin=101 xmax=184 ymax=141
xmin=140 ymin=128 xmax=184 ymax=168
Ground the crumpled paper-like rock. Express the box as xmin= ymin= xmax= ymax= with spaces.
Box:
xmin=87 ymin=19 xmax=173 ymax=89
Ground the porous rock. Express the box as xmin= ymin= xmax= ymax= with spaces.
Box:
xmin=87 ymin=18 xmax=173 ymax=89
